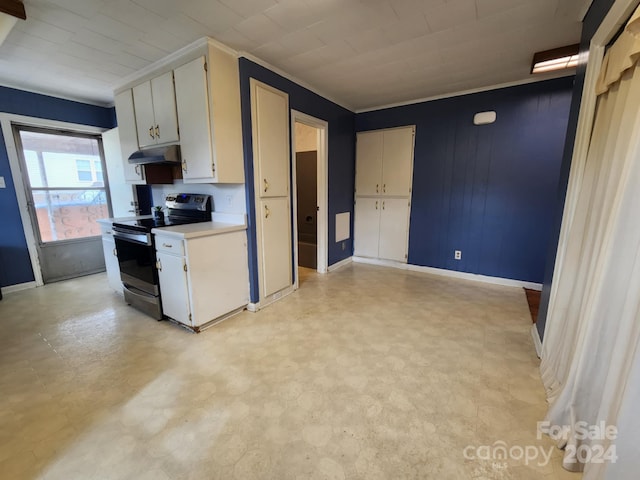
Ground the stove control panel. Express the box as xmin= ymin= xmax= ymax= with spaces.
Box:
xmin=165 ymin=193 xmax=212 ymax=212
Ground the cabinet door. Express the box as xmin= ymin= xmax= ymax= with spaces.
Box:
xmin=101 ymin=235 xmax=122 ymax=293
xmin=252 ymin=82 xmax=289 ymax=197
xmin=355 ymin=131 xmax=383 ymax=196
xmin=132 ymin=81 xmax=156 ymax=148
xmin=259 ymin=197 xmax=292 ymax=297
xmin=174 ymin=56 xmax=215 ymax=182
xmin=114 ymin=90 xmax=145 ymax=183
xmin=151 ymin=71 xmax=180 ymax=145
xmin=157 ymin=251 xmax=191 ymax=326
xmin=354 ymin=197 xmax=381 ymax=258
xmin=378 ymin=198 xmax=410 ymax=263
xmin=382 ymin=127 xmax=414 ymax=196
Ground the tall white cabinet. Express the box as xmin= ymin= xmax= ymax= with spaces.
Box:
xmin=250 ymin=80 xmax=293 ymax=302
xmin=354 ymin=126 xmax=415 ymax=263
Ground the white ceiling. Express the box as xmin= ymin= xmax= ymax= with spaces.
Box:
xmin=0 ymin=0 xmax=589 ymax=111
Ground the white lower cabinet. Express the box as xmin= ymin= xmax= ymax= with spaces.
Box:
xmin=354 ymin=197 xmax=411 ymax=263
xmin=155 ymin=230 xmax=249 ymax=331
xmin=100 ymin=225 xmax=122 ymax=294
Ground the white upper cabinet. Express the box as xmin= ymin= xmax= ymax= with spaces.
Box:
xmin=113 ymin=90 xmax=145 ymax=183
xmin=173 ymin=45 xmax=244 ymax=183
xmin=355 ymin=126 xmax=415 ymax=197
xmin=355 ymin=131 xmax=383 ymax=196
xmin=132 ymin=71 xmax=179 ymax=148
xmin=381 ymin=127 xmax=414 ymax=196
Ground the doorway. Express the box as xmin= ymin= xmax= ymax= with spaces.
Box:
xmin=291 ymin=111 xmax=329 ymax=288
xmin=12 ymin=125 xmax=112 ymax=283
xmin=294 ymin=122 xmax=319 ymax=276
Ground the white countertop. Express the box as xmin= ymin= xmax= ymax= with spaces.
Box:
xmin=151 ymin=213 xmax=247 ymax=240
xmin=98 ymin=215 xmax=152 ymax=225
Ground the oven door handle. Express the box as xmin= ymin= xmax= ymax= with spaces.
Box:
xmin=113 ymin=230 xmax=151 ymax=245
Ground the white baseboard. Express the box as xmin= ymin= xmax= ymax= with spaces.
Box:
xmin=247 ymin=284 xmax=296 ymax=312
xmin=531 ymin=324 xmax=542 ymax=358
xmin=352 ymin=256 xmax=543 ymax=290
xmin=327 ymin=256 xmax=352 ymax=272
xmin=1 ymin=281 xmax=37 ymax=295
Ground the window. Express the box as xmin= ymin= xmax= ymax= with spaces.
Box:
xmin=76 ymin=159 xmax=92 ymax=182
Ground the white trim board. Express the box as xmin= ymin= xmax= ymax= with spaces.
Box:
xmin=0 ymin=113 xmax=108 ymax=288
xmin=247 ymin=284 xmax=296 ymax=312
xmin=327 ymin=256 xmax=353 ymax=272
xmin=531 ymin=324 xmax=543 ymax=358
xmin=1 ymin=281 xmax=37 ymax=295
xmin=352 ymin=256 xmax=543 ymax=290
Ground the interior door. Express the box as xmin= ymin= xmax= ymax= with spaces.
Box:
xmin=253 ymin=82 xmax=290 ymax=198
xmin=354 ymin=197 xmax=381 ymax=258
xmin=378 ymin=198 xmax=410 ymax=262
xmin=13 ymin=126 xmax=111 ymax=283
xmin=382 ymin=127 xmax=415 ymax=196
xmin=355 ymin=131 xmax=383 ymax=196
xmin=259 ymin=198 xmax=292 ymax=297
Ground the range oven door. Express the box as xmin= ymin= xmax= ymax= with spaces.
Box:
xmin=113 ymin=227 xmax=162 ymax=320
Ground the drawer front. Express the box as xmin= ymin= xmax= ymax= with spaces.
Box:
xmin=101 ymin=224 xmax=114 ymax=237
xmin=155 ymin=236 xmax=185 ymax=256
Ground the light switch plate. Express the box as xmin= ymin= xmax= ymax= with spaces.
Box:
xmin=0 ymin=176 xmax=5 ymax=188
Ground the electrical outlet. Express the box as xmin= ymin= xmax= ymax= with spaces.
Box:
xmin=454 ymin=250 xmax=462 ymax=260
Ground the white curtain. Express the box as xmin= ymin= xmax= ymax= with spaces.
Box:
xmin=540 ymin=7 xmax=640 ymax=478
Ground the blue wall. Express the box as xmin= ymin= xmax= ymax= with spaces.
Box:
xmin=357 ymin=77 xmax=574 ymax=283
xmin=536 ymin=0 xmax=616 ymax=339
xmin=238 ymin=58 xmax=355 ymax=303
xmin=0 ymin=86 xmax=115 ymax=288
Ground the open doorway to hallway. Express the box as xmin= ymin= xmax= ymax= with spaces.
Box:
xmin=291 ymin=110 xmax=328 ymax=291
xmin=294 ymin=121 xmax=319 ymax=281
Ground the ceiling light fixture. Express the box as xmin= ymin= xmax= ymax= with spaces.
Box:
xmin=531 ymin=44 xmax=580 ymax=74
xmin=0 ymin=0 xmax=26 ymax=46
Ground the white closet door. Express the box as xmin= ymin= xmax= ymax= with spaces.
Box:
xmin=382 ymin=127 xmax=414 ymax=196
xmin=251 ymin=80 xmax=292 ymax=302
xmin=253 ymin=82 xmax=290 ymax=197
xmin=378 ymin=198 xmax=410 ymax=262
xmin=260 ymin=198 xmax=292 ymax=297
xmin=150 ymin=71 xmax=179 ymax=145
xmin=354 ymin=197 xmax=381 ymax=258
xmin=355 ymin=131 xmax=383 ymax=196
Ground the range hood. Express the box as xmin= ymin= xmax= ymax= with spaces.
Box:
xmin=128 ymin=144 xmax=181 ymax=165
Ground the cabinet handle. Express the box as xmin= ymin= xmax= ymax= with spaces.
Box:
xmin=375 ymin=201 xmax=378 ymax=210
xmin=382 ymin=201 xmax=385 ymax=210
xmin=265 ymin=205 xmax=270 ymax=218
xmin=156 ymin=260 xmax=162 ymax=271
xmin=112 ymin=248 xmax=117 ymax=257
xmin=383 ymin=184 xmax=386 ymax=193
xmin=134 ymin=164 xmax=141 ymax=176
xmin=162 ymin=243 xmax=172 ymax=248
xmin=376 ymin=184 xmax=379 ymax=194
xmin=155 ymin=125 xmax=160 ymax=138
xmin=264 ymin=178 xmax=269 ymax=192
xmin=149 ymin=126 xmax=155 ymax=139
xmin=182 ymin=159 xmax=188 ymax=173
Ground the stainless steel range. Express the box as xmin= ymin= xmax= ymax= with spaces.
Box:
xmin=112 ymin=193 xmax=212 ymax=319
